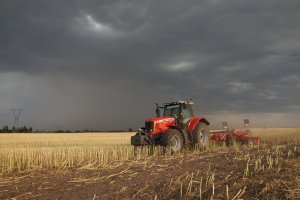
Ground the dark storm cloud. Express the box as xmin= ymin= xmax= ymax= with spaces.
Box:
xmin=0 ymin=0 xmax=299 ymax=129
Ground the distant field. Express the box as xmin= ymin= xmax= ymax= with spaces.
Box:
xmin=0 ymin=128 xmax=299 ymax=199
xmin=251 ymin=128 xmax=300 ymax=141
xmin=0 ymin=132 xmax=135 ymax=173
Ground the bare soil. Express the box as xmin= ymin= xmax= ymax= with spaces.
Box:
xmin=1 ymin=144 xmax=299 ymax=200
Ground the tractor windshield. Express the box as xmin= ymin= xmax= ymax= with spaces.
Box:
xmin=164 ymin=105 xmax=180 ymax=118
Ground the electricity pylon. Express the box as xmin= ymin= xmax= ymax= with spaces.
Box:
xmin=11 ymin=108 xmax=23 ymax=128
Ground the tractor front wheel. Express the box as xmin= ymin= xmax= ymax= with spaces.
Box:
xmin=161 ymin=129 xmax=183 ymax=153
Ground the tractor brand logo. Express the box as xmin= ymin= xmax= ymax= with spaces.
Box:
xmin=158 ymin=118 xmax=175 ymax=123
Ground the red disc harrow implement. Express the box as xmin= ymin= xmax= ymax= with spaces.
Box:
xmin=210 ymin=129 xmax=261 ymax=145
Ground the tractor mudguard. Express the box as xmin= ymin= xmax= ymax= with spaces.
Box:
xmin=187 ymin=117 xmax=210 ymax=132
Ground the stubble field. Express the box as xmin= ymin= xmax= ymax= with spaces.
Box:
xmin=0 ymin=128 xmax=299 ymax=199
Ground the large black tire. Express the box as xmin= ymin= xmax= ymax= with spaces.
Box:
xmin=160 ymin=129 xmax=184 ymax=153
xmin=193 ymin=122 xmax=210 ymax=146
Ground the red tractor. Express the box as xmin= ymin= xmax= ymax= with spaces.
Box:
xmin=131 ymin=100 xmax=210 ymax=152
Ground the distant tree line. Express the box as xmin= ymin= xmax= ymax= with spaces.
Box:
xmin=49 ymin=129 xmax=135 ymax=133
xmin=0 ymin=126 xmax=134 ymax=133
xmin=0 ymin=125 xmax=33 ymax=133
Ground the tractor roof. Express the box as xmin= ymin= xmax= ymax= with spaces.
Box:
xmin=164 ymin=100 xmax=194 ymax=106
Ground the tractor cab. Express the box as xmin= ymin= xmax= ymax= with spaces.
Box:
xmin=159 ymin=100 xmax=195 ymax=129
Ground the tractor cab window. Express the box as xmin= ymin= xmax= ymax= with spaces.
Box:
xmin=164 ymin=105 xmax=180 ymax=118
xmin=181 ymin=104 xmax=193 ymax=126
xmin=182 ymin=107 xmax=192 ymax=119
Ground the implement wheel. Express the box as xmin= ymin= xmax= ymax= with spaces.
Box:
xmin=226 ymin=135 xmax=237 ymax=146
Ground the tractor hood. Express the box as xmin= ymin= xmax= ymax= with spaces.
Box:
xmin=145 ymin=116 xmax=176 ymax=135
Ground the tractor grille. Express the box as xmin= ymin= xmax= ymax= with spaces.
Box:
xmin=145 ymin=121 xmax=154 ymax=132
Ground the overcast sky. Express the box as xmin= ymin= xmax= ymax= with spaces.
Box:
xmin=0 ymin=0 xmax=299 ymax=130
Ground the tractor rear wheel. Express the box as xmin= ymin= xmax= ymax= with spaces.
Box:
xmin=160 ymin=129 xmax=183 ymax=153
xmin=193 ymin=122 xmax=210 ymax=146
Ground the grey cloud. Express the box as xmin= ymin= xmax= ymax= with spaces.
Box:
xmin=0 ymin=0 xmax=299 ymax=129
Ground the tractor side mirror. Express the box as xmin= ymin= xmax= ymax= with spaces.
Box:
xmin=156 ymin=107 xmax=160 ymax=117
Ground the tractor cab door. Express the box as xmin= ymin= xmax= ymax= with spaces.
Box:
xmin=181 ymin=103 xmax=194 ymax=128
xmin=164 ymin=105 xmax=181 ymax=126
xmin=164 ymin=105 xmax=180 ymax=118
xmin=164 ymin=103 xmax=194 ymax=129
